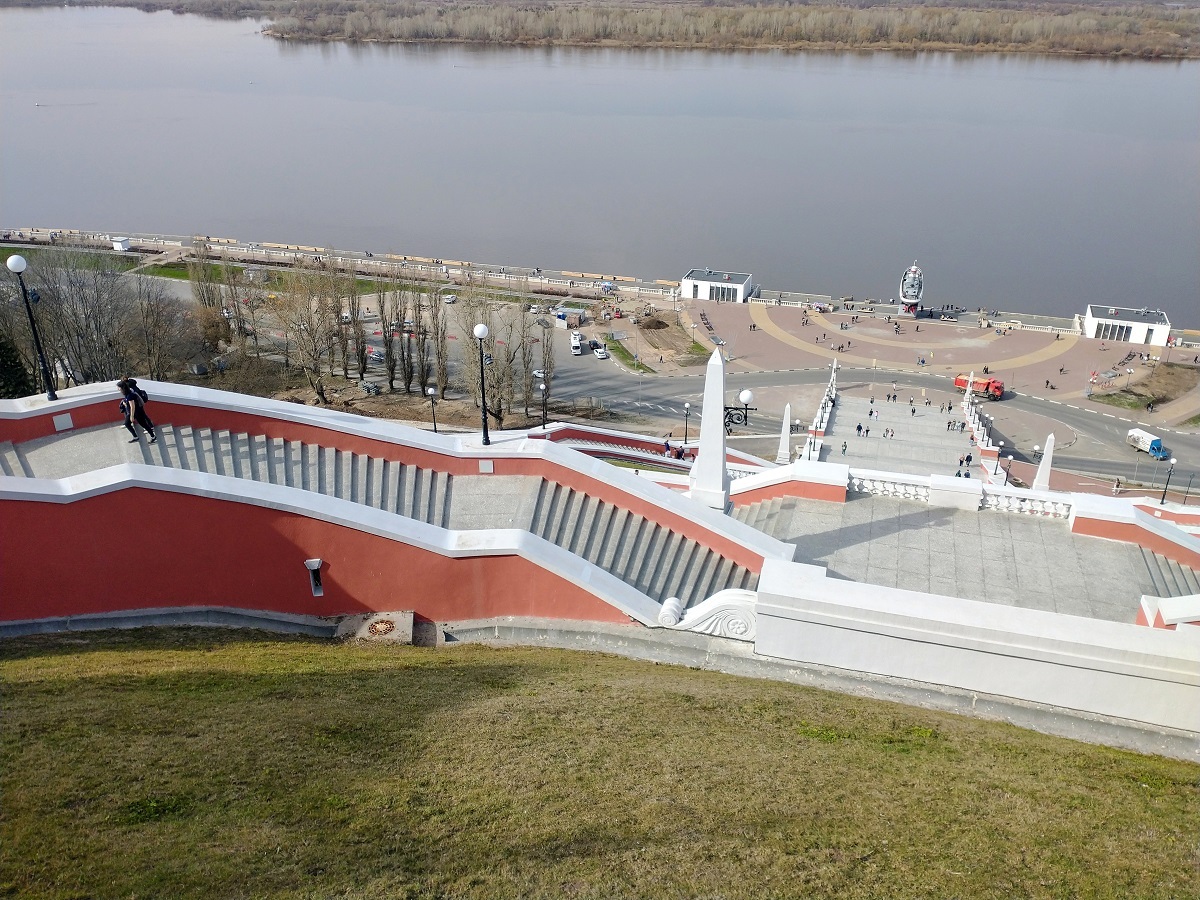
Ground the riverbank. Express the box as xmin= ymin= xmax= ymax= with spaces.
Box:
xmin=10 ymin=0 xmax=1200 ymax=59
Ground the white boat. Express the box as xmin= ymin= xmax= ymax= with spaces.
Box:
xmin=900 ymin=262 xmax=923 ymax=302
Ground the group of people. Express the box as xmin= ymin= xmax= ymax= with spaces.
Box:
xmin=663 ymin=441 xmax=691 ymax=462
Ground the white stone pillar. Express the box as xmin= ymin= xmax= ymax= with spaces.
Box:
xmin=1032 ymin=433 xmax=1055 ymax=491
xmin=776 ymin=402 xmax=792 ymax=465
xmin=688 ymin=349 xmax=731 ymax=510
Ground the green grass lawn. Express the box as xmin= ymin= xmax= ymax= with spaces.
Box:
xmin=2 ymin=629 xmax=1197 ymax=899
xmin=605 ymin=337 xmax=655 ymax=374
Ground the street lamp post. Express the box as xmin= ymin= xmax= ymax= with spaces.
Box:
xmin=539 ymin=382 xmax=548 ymax=430
xmin=683 ymin=402 xmax=691 ymax=443
xmin=5 ymin=255 xmax=57 ymax=401
xmin=994 ymin=441 xmax=1005 ymax=475
xmin=473 ymin=323 xmax=490 ymax=446
xmin=427 ymin=386 xmax=438 ymax=433
xmin=1033 ymin=444 xmax=1041 ymax=461
xmin=1002 ymin=454 xmax=1014 ymax=487
xmin=1160 ymin=458 xmax=1177 ymax=505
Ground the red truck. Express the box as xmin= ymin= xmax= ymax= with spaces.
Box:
xmin=954 ymin=373 xmax=1005 ymax=400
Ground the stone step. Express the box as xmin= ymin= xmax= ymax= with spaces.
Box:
xmin=0 ymin=441 xmax=31 ymax=477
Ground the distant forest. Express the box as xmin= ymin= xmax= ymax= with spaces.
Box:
xmin=8 ymin=1 xmax=1200 ymax=57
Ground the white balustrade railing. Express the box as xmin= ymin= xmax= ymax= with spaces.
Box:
xmin=981 ymin=485 xmax=1073 ymax=518
xmin=848 ymin=469 xmax=931 ymax=502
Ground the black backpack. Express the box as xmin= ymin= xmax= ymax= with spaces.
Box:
xmin=128 ymin=381 xmax=149 ymax=403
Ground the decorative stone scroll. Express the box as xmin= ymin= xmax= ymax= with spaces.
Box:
xmin=674 ymin=589 xmax=758 ymax=642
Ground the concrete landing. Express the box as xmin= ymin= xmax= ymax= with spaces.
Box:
xmin=773 ymin=494 xmax=1157 ymax=623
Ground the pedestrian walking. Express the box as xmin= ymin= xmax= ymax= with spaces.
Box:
xmin=841 ymin=441 xmax=847 ymax=456
xmin=965 ymin=452 xmax=973 ymax=466
xmin=117 ymin=379 xmax=156 ymax=443
xmin=856 ymin=423 xmax=863 ymax=436
xmin=958 ymin=455 xmax=965 ymax=467
xmin=864 ymin=426 xmax=870 ymax=438
xmin=910 ymin=407 xmax=916 ymax=417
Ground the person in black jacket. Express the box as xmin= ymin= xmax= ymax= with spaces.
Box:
xmin=117 ymin=379 xmax=156 ymax=443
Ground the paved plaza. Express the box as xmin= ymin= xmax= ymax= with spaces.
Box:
xmin=769 ymin=494 xmax=1168 ymax=623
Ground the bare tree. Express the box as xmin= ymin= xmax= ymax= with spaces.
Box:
xmin=31 ymin=250 xmax=134 ymax=384
xmin=377 ymin=273 xmax=401 ymax=392
xmin=272 ymin=262 xmax=337 ymax=404
xmin=187 ymin=239 xmax=223 ymax=310
xmin=428 ymin=286 xmax=450 ymax=398
xmin=414 ymin=292 xmax=432 ymax=393
xmin=129 ymin=274 xmax=200 ymax=380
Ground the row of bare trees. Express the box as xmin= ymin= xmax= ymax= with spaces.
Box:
xmin=0 ymin=247 xmax=201 ymax=397
xmin=2 ymin=242 xmax=562 ymax=431
xmin=219 ymin=250 xmax=554 ymax=427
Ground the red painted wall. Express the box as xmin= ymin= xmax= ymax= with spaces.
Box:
xmin=732 ymin=480 xmax=847 ymax=506
xmin=0 ymin=401 xmax=116 ymax=443
xmin=3 ymin=395 xmax=769 ymax=573
xmin=0 ymin=490 xmax=632 ymax=626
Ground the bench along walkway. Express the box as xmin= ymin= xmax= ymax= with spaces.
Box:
xmin=6 ymin=425 xmax=756 ymax=611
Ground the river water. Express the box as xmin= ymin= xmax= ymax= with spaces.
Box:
xmin=1 ymin=8 xmax=1197 ymax=322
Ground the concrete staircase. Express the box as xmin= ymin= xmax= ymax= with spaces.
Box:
xmin=0 ymin=441 xmax=31 ymax=477
xmin=827 ymin=395 xmax=978 ymax=478
xmin=732 ymin=497 xmax=794 ymax=539
xmin=6 ymin=424 xmax=757 ymax=610
xmin=525 ymin=480 xmax=756 ymax=608
xmin=1141 ymin=547 xmax=1200 ymax=597
xmin=143 ymin=425 xmax=455 ymax=526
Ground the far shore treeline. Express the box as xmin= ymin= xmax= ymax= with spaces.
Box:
xmin=5 ymin=0 xmax=1199 ymax=58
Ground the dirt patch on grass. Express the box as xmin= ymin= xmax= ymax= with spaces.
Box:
xmin=1091 ymin=362 xmax=1199 ymax=411
xmin=607 ymin=313 xmax=709 ymax=366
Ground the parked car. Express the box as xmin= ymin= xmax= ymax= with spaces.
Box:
xmin=443 ymin=294 xmax=457 ymax=304
xmin=593 ymin=346 xmax=609 ymax=360
xmin=533 ymin=369 xmax=546 ymax=380
xmin=368 ymin=350 xmax=385 ymax=363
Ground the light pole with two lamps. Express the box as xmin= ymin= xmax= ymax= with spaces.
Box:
xmin=5 ymin=255 xmax=57 ymax=401
xmin=473 ymin=323 xmax=490 ymax=446
xmin=1160 ymin=458 xmax=1177 ymax=505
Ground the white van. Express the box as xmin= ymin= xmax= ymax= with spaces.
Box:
xmin=570 ymin=334 xmax=584 ymax=355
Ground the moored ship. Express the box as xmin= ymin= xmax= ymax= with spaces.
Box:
xmin=900 ymin=261 xmax=923 ymax=302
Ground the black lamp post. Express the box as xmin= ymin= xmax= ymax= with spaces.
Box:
xmin=6 ymin=255 xmax=57 ymax=401
xmin=1160 ymin=458 xmax=1177 ymax=505
xmin=427 ymin=386 xmax=438 ymax=433
xmin=539 ymin=382 xmax=548 ymax=430
xmin=994 ymin=441 xmax=1005 ymax=475
xmin=683 ymin=402 xmax=691 ymax=444
xmin=473 ymin=323 xmax=490 ymax=446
